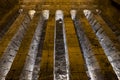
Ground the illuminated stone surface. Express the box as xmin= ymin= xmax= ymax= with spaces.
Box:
xmin=0 ymin=0 xmax=120 ymax=80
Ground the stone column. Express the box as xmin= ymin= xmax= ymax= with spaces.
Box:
xmin=84 ymin=9 xmax=120 ymax=80
xmin=0 ymin=13 xmax=31 ymax=80
xmin=73 ymin=18 xmax=104 ymax=80
xmin=97 ymin=10 xmax=120 ymax=42
xmin=54 ymin=10 xmax=69 ymax=80
xmin=19 ymin=13 xmax=45 ymax=80
xmin=32 ymin=10 xmax=49 ymax=80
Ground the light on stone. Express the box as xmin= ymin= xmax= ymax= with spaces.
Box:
xmin=28 ymin=10 xmax=36 ymax=19
xmin=42 ymin=10 xmax=49 ymax=20
xmin=55 ymin=10 xmax=63 ymax=20
xmin=83 ymin=9 xmax=92 ymax=19
xmin=19 ymin=9 xmax=23 ymax=13
xmin=70 ymin=10 xmax=76 ymax=20
xmin=96 ymin=9 xmax=101 ymax=14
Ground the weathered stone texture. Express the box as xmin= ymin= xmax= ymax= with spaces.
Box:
xmin=84 ymin=10 xmax=120 ymax=80
xmin=20 ymin=14 xmax=44 ymax=80
xmin=74 ymin=18 xmax=104 ymax=80
xmin=54 ymin=19 xmax=69 ymax=80
xmin=0 ymin=14 xmax=31 ymax=80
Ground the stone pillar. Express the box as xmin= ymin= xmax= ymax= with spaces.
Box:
xmin=98 ymin=12 xmax=120 ymax=42
xmin=73 ymin=18 xmax=104 ymax=80
xmin=84 ymin=9 xmax=120 ymax=80
xmin=32 ymin=11 xmax=49 ymax=80
xmin=54 ymin=10 xmax=69 ymax=80
xmin=19 ymin=13 xmax=45 ymax=80
xmin=0 ymin=13 xmax=31 ymax=80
